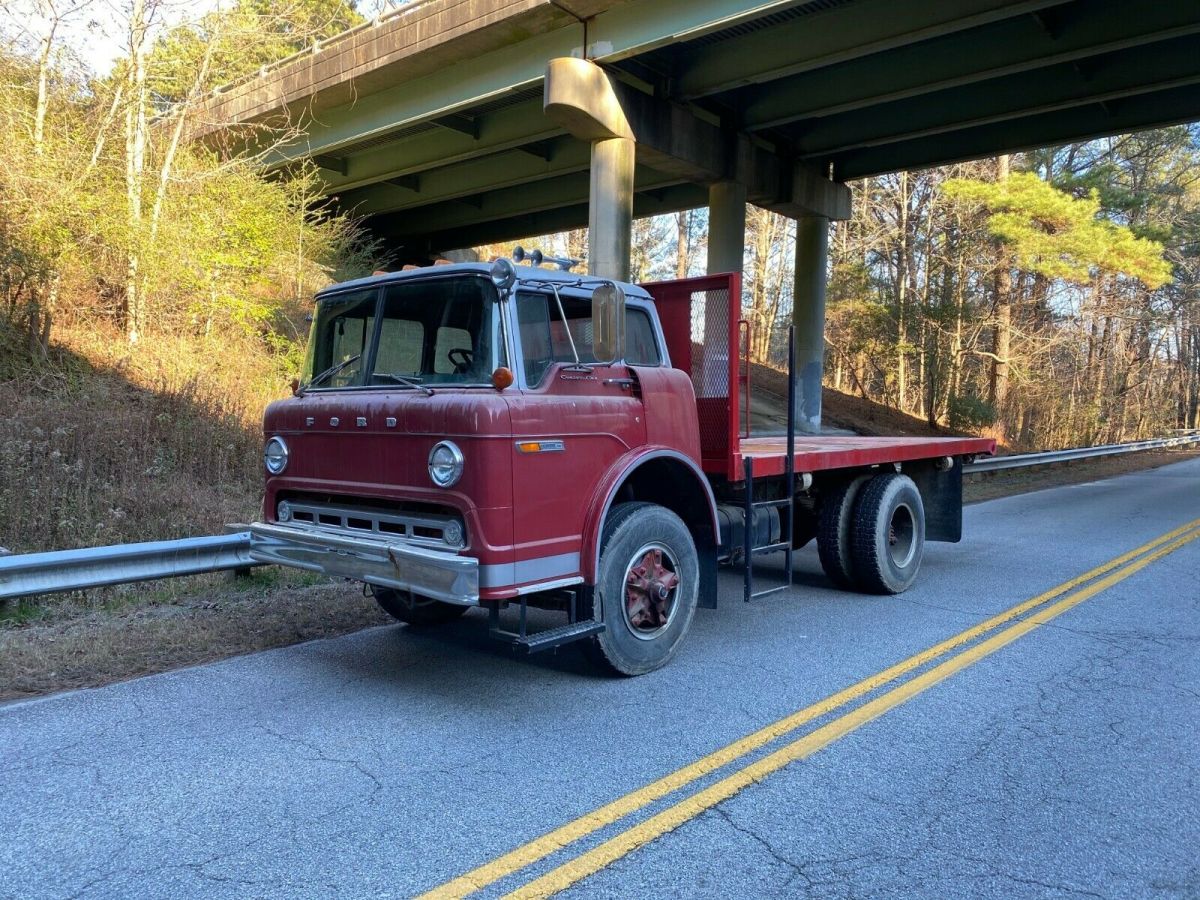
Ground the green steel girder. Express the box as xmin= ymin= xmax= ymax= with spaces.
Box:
xmin=672 ymin=0 xmax=1072 ymax=99
xmin=381 ymin=184 xmax=709 ymax=255
xmin=827 ymin=82 xmax=1200 ymax=180
xmin=267 ymin=0 xmax=812 ymax=165
xmin=334 ymin=137 xmax=592 ymax=216
xmin=584 ymin=0 xmax=809 ymax=62
xmin=737 ymin=0 xmax=1200 ymax=130
xmin=318 ymin=98 xmax=564 ymax=194
xmin=367 ymin=167 xmax=691 ymax=240
xmin=788 ymin=35 xmax=1200 ymax=157
xmin=265 ymin=27 xmax=579 ymax=164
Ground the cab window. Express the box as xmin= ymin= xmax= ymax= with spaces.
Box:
xmin=515 ymin=291 xmax=661 ymax=386
xmin=303 ymin=288 xmax=377 ymax=388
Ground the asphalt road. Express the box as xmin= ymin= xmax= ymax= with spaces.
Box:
xmin=2 ymin=458 xmax=1199 ymax=899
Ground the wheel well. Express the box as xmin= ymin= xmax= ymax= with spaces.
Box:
xmin=610 ymin=457 xmax=716 ymax=543
xmin=599 ymin=456 xmax=720 ymax=609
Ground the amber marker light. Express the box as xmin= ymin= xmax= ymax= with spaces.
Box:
xmin=515 ymin=439 xmax=565 ymax=453
xmin=491 ymin=366 xmax=515 ymax=391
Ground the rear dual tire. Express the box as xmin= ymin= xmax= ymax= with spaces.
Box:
xmin=817 ymin=472 xmax=925 ymax=595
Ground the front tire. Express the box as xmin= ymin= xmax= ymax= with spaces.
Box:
xmin=585 ymin=502 xmax=699 ymax=676
xmin=373 ymin=587 xmax=470 ymax=626
xmin=850 ymin=473 xmax=925 ymax=594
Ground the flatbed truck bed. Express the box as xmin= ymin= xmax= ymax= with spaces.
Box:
xmin=735 ymin=435 xmax=995 ymax=479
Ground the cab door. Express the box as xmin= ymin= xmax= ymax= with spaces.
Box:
xmin=502 ymin=288 xmax=647 ymax=588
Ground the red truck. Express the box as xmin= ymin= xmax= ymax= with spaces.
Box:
xmin=249 ymin=255 xmax=994 ymax=675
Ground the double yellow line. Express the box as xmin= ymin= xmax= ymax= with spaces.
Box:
xmin=421 ymin=516 xmax=1200 ymax=900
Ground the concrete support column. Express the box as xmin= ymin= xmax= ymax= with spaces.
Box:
xmin=706 ymin=181 xmax=746 ymax=275
xmin=793 ymin=215 xmax=830 ymax=435
xmin=588 ymin=136 xmax=635 ymax=280
xmin=543 ymin=57 xmax=637 ymax=281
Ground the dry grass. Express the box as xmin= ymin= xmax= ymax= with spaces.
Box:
xmin=0 ymin=569 xmax=393 ymax=702
xmin=0 ymin=322 xmax=286 ymax=553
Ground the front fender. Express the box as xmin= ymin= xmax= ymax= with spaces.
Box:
xmin=580 ymin=446 xmax=720 ymax=583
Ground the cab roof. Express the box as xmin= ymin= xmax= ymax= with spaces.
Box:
xmin=314 ymin=261 xmax=653 ymax=303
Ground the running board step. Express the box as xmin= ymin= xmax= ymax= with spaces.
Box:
xmin=490 ymin=620 xmax=605 ymax=654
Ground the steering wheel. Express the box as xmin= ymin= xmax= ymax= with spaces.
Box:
xmin=447 ymin=347 xmax=474 ymax=374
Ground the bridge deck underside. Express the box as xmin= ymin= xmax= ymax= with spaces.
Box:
xmin=218 ymin=0 xmax=1200 ymax=256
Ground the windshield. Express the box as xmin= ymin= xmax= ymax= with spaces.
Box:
xmin=301 ymin=276 xmax=504 ymax=389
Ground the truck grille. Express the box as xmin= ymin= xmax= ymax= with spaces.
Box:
xmin=276 ymin=499 xmax=467 ymax=551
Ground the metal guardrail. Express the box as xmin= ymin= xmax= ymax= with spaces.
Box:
xmin=2 ymin=434 xmax=1196 ymax=601
xmin=967 ymin=433 xmax=1200 ymax=473
xmin=0 ymin=533 xmax=256 ymax=602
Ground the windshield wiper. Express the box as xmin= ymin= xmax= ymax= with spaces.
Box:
xmin=375 ymin=372 xmax=433 ymax=395
xmin=301 ymin=354 xmax=360 ymax=394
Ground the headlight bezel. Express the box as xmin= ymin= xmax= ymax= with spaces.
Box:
xmin=428 ymin=440 xmax=464 ymax=488
xmin=264 ymin=435 xmax=289 ymax=475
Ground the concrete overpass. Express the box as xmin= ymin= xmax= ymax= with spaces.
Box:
xmin=200 ymin=0 xmax=1200 ymax=431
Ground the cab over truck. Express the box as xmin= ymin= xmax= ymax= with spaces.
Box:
xmin=248 ymin=253 xmax=994 ymax=675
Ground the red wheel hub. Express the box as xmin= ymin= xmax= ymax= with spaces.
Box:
xmin=625 ymin=548 xmax=679 ymax=631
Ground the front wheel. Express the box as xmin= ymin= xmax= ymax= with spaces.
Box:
xmin=373 ymin=587 xmax=470 ymax=626
xmin=584 ymin=502 xmax=699 ymax=676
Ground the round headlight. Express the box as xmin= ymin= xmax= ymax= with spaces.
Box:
xmin=264 ymin=436 xmax=289 ymax=475
xmin=428 ymin=440 xmax=464 ymax=488
xmin=277 ymin=500 xmax=292 ymax=522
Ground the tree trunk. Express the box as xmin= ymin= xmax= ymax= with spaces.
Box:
xmin=989 ymin=154 xmax=1013 ymax=438
xmin=675 ymin=211 xmax=691 ymax=280
xmin=123 ymin=0 xmax=149 ymax=344
xmin=896 ymin=171 xmax=909 ymax=411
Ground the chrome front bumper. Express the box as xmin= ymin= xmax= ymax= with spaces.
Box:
xmin=248 ymin=521 xmax=479 ymax=606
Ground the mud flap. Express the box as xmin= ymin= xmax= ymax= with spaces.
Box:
xmin=909 ymin=457 xmax=963 ymax=543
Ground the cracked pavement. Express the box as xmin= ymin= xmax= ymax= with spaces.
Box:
xmin=2 ymin=458 xmax=1199 ymax=899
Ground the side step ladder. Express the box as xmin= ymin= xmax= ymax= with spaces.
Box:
xmin=488 ymin=589 xmax=605 ymax=653
xmin=743 ymin=326 xmax=796 ymax=602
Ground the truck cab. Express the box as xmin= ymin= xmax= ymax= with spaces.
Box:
xmin=251 ymin=256 xmax=721 ymax=674
xmin=250 ymin=253 xmax=993 ymax=675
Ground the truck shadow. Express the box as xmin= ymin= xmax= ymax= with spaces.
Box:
xmin=304 ymin=557 xmax=862 ymax=697
xmin=386 ymin=609 xmax=603 ymax=678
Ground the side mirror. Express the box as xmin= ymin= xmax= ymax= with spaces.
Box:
xmin=592 ymin=282 xmax=626 ymax=364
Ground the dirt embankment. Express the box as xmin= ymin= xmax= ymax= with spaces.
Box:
xmin=747 ymin=360 xmax=969 ymax=439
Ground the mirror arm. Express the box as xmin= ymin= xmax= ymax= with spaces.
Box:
xmin=550 ymin=284 xmax=588 ymax=370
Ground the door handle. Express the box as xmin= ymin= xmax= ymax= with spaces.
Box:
xmin=603 ymin=377 xmax=636 ymax=390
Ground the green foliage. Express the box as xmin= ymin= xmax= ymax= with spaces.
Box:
xmin=947 ymin=393 xmax=996 ymax=431
xmin=0 ymin=0 xmax=381 ymax=364
xmin=943 ymin=172 xmax=1173 ymax=288
xmin=150 ymin=0 xmax=365 ymax=102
